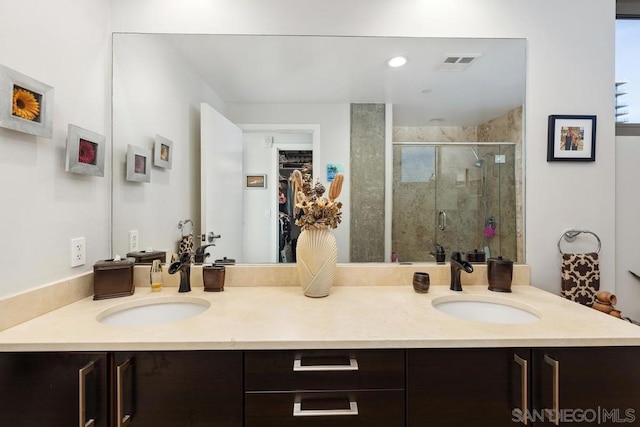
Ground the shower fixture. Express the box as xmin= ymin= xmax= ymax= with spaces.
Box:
xmin=470 ymin=147 xmax=485 ymax=167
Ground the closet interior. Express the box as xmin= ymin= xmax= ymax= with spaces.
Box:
xmin=278 ymin=150 xmax=313 ymax=263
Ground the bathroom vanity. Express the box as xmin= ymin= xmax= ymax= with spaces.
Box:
xmin=1 ymin=283 xmax=639 ymax=426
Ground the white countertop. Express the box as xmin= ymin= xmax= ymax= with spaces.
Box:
xmin=1 ymin=284 xmax=639 ymax=351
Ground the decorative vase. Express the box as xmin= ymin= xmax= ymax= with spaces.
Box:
xmin=296 ymin=227 xmax=337 ymax=297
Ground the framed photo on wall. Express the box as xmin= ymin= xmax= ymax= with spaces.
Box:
xmin=153 ymin=134 xmax=173 ymax=169
xmin=65 ymin=124 xmax=106 ymax=176
xmin=245 ymin=174 xmax=267 ymax=189
xmin=0 ymin=65 xmax=54 ymax=138
xmin=126 ymin=144 xmax=151 ymax=182
xmin=547 ymin=115 xmax=597 ymax=162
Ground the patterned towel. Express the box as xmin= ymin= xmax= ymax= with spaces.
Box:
xmin=560 ymin=252 xmax=600 ymax=306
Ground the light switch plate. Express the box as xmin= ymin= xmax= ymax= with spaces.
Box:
xmin=71 ymin=237 xmax=86 ymax=267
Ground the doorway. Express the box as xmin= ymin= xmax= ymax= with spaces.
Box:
xmin=278 ymin=150 xmax=313 ymax=263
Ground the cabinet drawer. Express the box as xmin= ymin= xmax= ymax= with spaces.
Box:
xmin=245 ymin=390 xmax=404 ymax=427
xmin=245 ymin=350 xmax=405 ymax=391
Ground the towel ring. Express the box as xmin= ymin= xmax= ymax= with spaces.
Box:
xmin=178 ymin=219 xmax=194 ymax=237
xmin=557 ymin=229 xmax=601 ymax=255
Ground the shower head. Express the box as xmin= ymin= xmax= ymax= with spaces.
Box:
xmin=470 ymin=147 xmax=485 ymax=167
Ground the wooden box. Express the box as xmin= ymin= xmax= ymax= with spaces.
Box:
xmin=93 ymin=259 xmax=134 ymax=300
xmin=126 ymin=250 xmax=166 ymax=264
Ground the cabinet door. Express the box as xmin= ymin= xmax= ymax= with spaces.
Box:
xmin=245 ymin=390 xmax=405 ymax=427
xmin=0 ymin=352 xmax=108 ymax=427
xmin=407 ymin=348 xmax=530 ymax=427
xmin=113 ymin=351 xmax=242 ymax=427
xmin=532 ymin=347 xmax=640 ymax=426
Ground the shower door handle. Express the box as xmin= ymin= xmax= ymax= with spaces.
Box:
xmin=438 ymin=210 xmax=447 ymax=230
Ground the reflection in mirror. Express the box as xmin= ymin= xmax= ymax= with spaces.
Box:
xmin=112 ymin=34 xmax=525 ymax=263
xmin=392 ymin=142 xmax=517 ymax=263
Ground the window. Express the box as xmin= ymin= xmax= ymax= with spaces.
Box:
xmin=616 ymin=1 xmax=640 ymax=134
xmin=615 ymin=19 xmax=640 ymax=124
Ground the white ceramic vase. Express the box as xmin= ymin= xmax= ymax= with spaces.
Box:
xmin=296 ymin=228 xmax=337 ymax=297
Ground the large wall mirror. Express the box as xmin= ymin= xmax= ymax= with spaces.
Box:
xmin=112 ymin=34 xmax=525 ymax=264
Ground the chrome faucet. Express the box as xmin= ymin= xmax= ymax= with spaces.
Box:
xmin=169 ymin=252 xmax=192 ymax=292
xmin=450 ymin=251 xmax=474 ymax=291
xmin=194 ymin=243 xmax=216 ymax=264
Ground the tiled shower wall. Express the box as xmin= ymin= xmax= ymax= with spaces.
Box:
xmin=477 ymin=106 xmax=523 ymax=261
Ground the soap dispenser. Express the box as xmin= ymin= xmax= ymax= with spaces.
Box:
xmin=487 ymin=256 xmax=513 ymax=292
xmin=150 ymin=259 xmax=163 ymax=292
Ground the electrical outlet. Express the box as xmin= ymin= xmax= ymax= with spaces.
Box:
xmin=71 ymin=237 xmax=86 ymax=267
xmin=129 ymin=230 xmax=139 ymax=252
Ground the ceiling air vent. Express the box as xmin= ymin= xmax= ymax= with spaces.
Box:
xmin=437 ymin=54 xmax=482 ymax=71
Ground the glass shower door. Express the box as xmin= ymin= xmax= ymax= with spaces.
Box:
xmin=391 ymin=143 xmax=517 ymax=263
xmin=433 ymin=145 xmax=485 ymax=258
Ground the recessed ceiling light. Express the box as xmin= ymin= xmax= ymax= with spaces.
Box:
xmin=387 ymin=56 xmax=407 ymax=68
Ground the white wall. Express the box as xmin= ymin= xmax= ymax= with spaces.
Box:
xmin=112 ymin=35 xmax=225 ymax=257
xmin=111 ymin=0 xmax=617 ymax=292
xmin=0 ymin=0 xmax=618 ymax=297
xmin=228 ymin=103 xmax=351 ymax=262
xmin=615 ymin=135 xmax=640 ymax=320
xmin=242 ymin=132 xmax=312 ymax=263
xmin=0 ymin=0 xmax=111 ymax=297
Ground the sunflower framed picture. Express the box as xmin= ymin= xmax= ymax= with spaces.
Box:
xmin=126 ymin=144 xmax=151 ymax=182
xmin=65 ymin=124 xmax=105 ymax=177
xmin=0 ymin=65 xmax=54 ymax=138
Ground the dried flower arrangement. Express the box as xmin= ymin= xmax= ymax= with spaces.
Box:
xmin=292 ymin=168 xmax=344 ymax=230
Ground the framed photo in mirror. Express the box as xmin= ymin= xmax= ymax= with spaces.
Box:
xmin=154 ymin=134 xmax=173 ymax=169
xmin=65 ymin=124 xmax=105 ymax=177
xmin=126 ymin=144 xmax=151 ymax=182
xmin=0 ymin=64 xmax=54 ymax=138
xmin=246 ymin=174 xmax=266 ymax=189
xmin=547 ymin=115 xmax=597 ymax=162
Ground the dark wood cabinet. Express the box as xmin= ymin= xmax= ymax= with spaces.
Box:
xmin=0 ymin=352 xmax=109 ymax=427
xmin=245 ymin=350 xmax=405 ymax=427
xmin=531 ymin=347 xmax=640 ymax=426
xmin=407 ymin=348 xmax=529 ymax=427
xmin=408 ymin=346 xmax=640 ymax=427
xmin=3 ymin=346 xmax=639 ymax=427
xmin=113 ymin=351 xmax=243 ymax=427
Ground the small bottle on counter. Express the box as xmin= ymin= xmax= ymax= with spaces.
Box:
xmin=150 ymin=259 xmax=163 ymax=292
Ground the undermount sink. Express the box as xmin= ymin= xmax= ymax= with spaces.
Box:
xmin=97 ymin=296 xmax=210 ymax=327
xmin=432 ymin=295 xmax=541 ymax=324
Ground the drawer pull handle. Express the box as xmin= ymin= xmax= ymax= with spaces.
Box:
xmin=513 ymin=354 xmax=528 ymax=426
xmin=544 ymin=354 xmax=560 ymax=426
xmin=78 ymin=361 xmax=96 ymax=427
xmin=117 ymin=358 xmax=132 ymax=427
xmin=293 ymin=400 xmax=359 ymax=417
xmin=293 ymin=355 xmax=359 ymax=372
